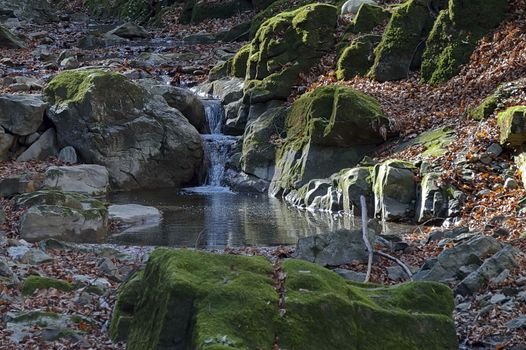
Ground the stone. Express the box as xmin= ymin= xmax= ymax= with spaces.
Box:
xmin=0 ymin=24 xmax=24 ymax=48
xmin=245 ymin=4 xmax=338 ymax=103
xmin=17 ymin=190 xmax=108 ymax=243
xmin=0 ymin=127 xmax=14 ymax=160
xmin=270 ymin=85 xmax=389 ymax=196
xmin=106 ymin=22 xmax=149 ymax=40
xmin=333 ymin=268 xmax=367 ymax=282
xmin=24 ymin=132 xmax=40 ymax=145
xmin=0 ymin=173 xmax=44 ymax=197
xmin=487 ymin=143 xmax=503 ymax=157
xmin=58 ymin=146 xmax=78 ymax=164
xmin=414 ymin=235 xmax=502 ymax=283
xmin=110 ymin=248 xmax=458 ymax=349
xmin=295 ymin=228 xmax=375 ymax=266
xmin=504 ymin=177 xmax=519 ymax=190
xmin=60 ymin=56 xmax=79 ymax=70
xmin=336 ymin=35 xmax=381 ymax=80
xmin=16 ymin=128 xmax=58 ymax=161
xmin=224 ymin=170 xmax=270 ymax=193
xmin=0 ymin=207 xmax=5 ymax=225
xmin=0 ymin=257 xmax=15 ymax=279
xmin=44 ymin=70 xmax=203 ymax=190
xmin=337 ymin=166 xmax=375 ymax=215
xmin=455 ymin=245 xmax=520 ymax=296
xmin=498 ymin=106 xmax=526 ymax=147
xmin=44 ymin=164 xmax=110 ymax=195
xmin=506 ymin=316 xmax=526 ymax=330
xmin=20 ymin=248 xmax=54 ymax=265
xmin=373 ymin=160 xmax=417 ymax=221
xmin=6 ymin=311 xmax=74 ymax=344
xmin=108 ymin=204 xmax=161 ymax=228
xmin=0 ymin=94 xmax=46 ymax=136
xmin=340 ymin=0 xmax=378 ymax=15
xmin=241 ymin=107 xmax=286 ymax=181
xmin=415 ymin=172 xmax=445 ymax=223
xmin=490 ymin=293 xmax=508 ymax=305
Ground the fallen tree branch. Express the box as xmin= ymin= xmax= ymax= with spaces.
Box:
xmin=374 ymin=251 xmax=413 ymax=281
xmin=360 ymin=195 xmax=374 ymax=283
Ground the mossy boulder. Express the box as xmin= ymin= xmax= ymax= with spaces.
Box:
xmin=111 ymin=248 xmax=458 ymax=349
xmin=270 ymin=85 xmax=389 ymax=195
xmin=0 ymin=24 xmax=24 ymax=48
xmin=345 ymin=3 xmax=391 ymax=34
xmin=230 ymin=44 xmax=251 ymax=78
xmin=369 ymin=0 xmax=447 ymax=81
xmin=373 ymin=159 xmax=417 ymax=221
xmin=498 ymin=106 xmax=526 ymax=147
xmin=44 ymin=70 xmax=203 ymax=190
xmin=244 ymin=3 xmax=338 ymax=103
xmin=469 ymin=79 xmax=526 ymax=120
xmin=17 ymin=190 xmax=108 ymax=243
xmin=21 ymin=276 xmax=74 ymax=296
xmin=241 ymin=107 xmax=287 ymax=181
xmin=336 ymin=35 xmax=382 ymax=80
xmin=421 ymin=0 xmax=508 ymax=85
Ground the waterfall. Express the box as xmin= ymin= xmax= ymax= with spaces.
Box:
xmin=192 ymin=100 xmax=239 ymax=191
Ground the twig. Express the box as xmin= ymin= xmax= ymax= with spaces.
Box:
xmin=194 ymin=229 xmax=205 ymax=249
xmin=360 ymin=195 xmax=374 ymax=283
xmin=374 ymin=251 xmax=413 ymax=281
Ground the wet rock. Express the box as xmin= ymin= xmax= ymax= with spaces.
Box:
xmin=110 ymin=249 xmax=458 ymax=349
xmin=16 ymin=128 xmax=58 ymax=161
xmin=18 ymin=190 xmax=108 ymax=243
xmin=20 ymin=248 xmax=54 ymax=265
xmin=58 ymin=146 xmax=78 ymax=164
xmin=0 ymin=94 xmax=46 ymax=136
xmin=108 ymin=204 xmax=161 ymax=229
xmin=44 ymin=164 xmax=110 ymax=195
xmin=414 ymin=235 xmax=502 ymax=283
xmin=373 ymin=160 xmax=417 ymax=220
xmin=107 ymin=22 xmax=150 ymax=40
xmin=295 ymin=228 xmax=376 ymax=265
xmin=44 ymin=70 xmax=203 ymax=190
xmin=224 ymin=170 xmax=269 ymax=193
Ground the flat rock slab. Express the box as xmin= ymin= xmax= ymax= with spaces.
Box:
xmin=44 ymin=164 xmax=109 ymax=195
xmin=108 ymin=204 xmax=161 ymax=227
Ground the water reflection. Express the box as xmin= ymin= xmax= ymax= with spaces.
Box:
xmin=108 ymin=189 xmax=364 ymax=248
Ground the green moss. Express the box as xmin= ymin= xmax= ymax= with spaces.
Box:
xmin=414 ymin=127 xmax=456 ymax=158
xmin=336 ymin=35 xmax=382 ymax=80
xmin=189 ymin=0 xmax=253 ymax=24
xmin=245 ymin=3 xmax=338 ymax=103
xmin=12 ymin=311 xmax=60 ymax=323
xmin=449 ymin=0 xmax=508 ymax=31
xmin=497 ymin=106 xmax=526 ymax=147
xmin=230 ymin=44 xmax=250 ymax=78
xmin=21 ymin=276 xmax=75 ymax=296
xmin=469 ymin=94 xmax=499 ymax=120
xmin=369 ymin=0 xmax=446 ymax=81
xmin=111 ymin=249 xmax=457 ymax=349
xmin=347 ymin=4 xmax=391 ymax=34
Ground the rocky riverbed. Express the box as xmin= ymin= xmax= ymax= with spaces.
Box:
xmin=1 ymin=0 xmax=526 ymax=349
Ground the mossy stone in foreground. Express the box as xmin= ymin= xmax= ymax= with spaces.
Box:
xmin=111 ymin=248 xmax=458 ymax=349
xmin=498 ymin=106 xmax=526 ymax=147
xmin=245 ymin=3 xmax=338 ymax=103
xmin=21 ymin=276 xmax=74 ymax=296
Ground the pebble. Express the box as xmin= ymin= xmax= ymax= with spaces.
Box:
xmin=505 ymin=315 xmax=526 ymax=330
xmin=504 ymin=177 xmax=519 ymax=190
xmin=490 ymin=293 xmax=508 ymax=305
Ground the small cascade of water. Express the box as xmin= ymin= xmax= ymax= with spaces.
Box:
xmin=186 ymin=99 xmax=239 ymax=192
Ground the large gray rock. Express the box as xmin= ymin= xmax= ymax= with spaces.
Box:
xmin=0 ymin=127 xmax=14 ymax=160
xmin=16 ymin=128 xmax=58 ymax=161
xmin=414 ymin=235 xmax=502 ymax=283
xmin=108 ymin=204 xmax=161 ymax=229
xmin=0 ymin=24 xmax=24 ymax=48
xmin=17 ymin=190 xmax=108 ymax=243
xmin=373 ymin=160 xmax=416 ymax=220
xmin=415 ymin=172 xmax=446 ymax=223
xmin=338 ymin=166 xmax=374 ymax=215
xmin=57 ymin=146 xmax=78 ymax=164
xmin=195 ymin=78 xmax=244 ymax=105
xmin=241 ymin=107 xmax=286 ymax=181
xmin=295 ymin=228 xmax=375 ymax=266
xmin=44 ymin=70 xmax=203 ymax=190
xmin=44 ymin=164 xmax=110 ymax=195
xmin=0 ymin=94 xmax=46 ymax=136
xmin=106 ymin=22 xmax=150 ymax=40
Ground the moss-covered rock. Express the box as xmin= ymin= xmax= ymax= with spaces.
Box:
xmin=270 ymin=85 xmax=389 ymax=195
xmin=230 ymin=44 xmax=251 ymax=78
xmin=44 ymin=69 xmax=203 ymax=190
xmin=421 ymin=0 xmax=508 ymax=85
xmin=336 ymin=35 xmax=382 ymax=80
xmin=111 ymin=248 xmax=458 ymax=349
xmin=186 ymin=0 xmax=253 ymax=24
xmin=337 ymin=166 xmax=375 ymax=215
xmin=373 ymin=159 xmax=417 ymax=221
xmin=21 ymin=276 xmax=74 ymax=296
xmin=245 ymin=3 xmax=338 ymax=103
xmin=498 ymin=106 xmax=526 ymax=147
xmin=369 ymin=0 xmax=447 ymax=81
xmin=468 ymin=79 xmax=526 ymax=120
xmin=346 ymin=3 xmax=391 ymax=34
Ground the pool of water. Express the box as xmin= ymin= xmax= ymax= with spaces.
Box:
xmin=107 ymin=187 xmax=415 ymax=249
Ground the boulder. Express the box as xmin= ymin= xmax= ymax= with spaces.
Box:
xmin=338 ymin=166 xmax=375 ymax=215
xmin=44 ymin=70 xmax=203 ymax=190
xmin=369 ymin=0 xmax=447 ymax=81
xmin=106 ymin=22 xmax=150 ymax=40
xmin=340 ymin=0 xmax=378 ymax=15
xmin=16 ymin=128 xmax=58 ymax=161
xmin=245 ymin=3 xmax=338 ymax=103
xmin=110 ymin=248 xmax=458 ymax=349
xmin=373 ymin=160 xmax=416 ymax=220
xmin=295 ymin=228 xmax=374 ymax=265
xmin=344 ymin=3 xmax=390 ymax=34
xmin=0 ymin=24 xmax=24 ymax=48
xmin=108 ymin=204 xmax=161 ymax=228
xmin=415 ymin=172 xmax=446 ymax=223
xmin=17 ymin=190 xmax=108 ymax=243
xmin=498 ymin=106 xmax=526 ymax=147
xmin=0 ymin=94 xmax=46 ymax=136
xmin=421 ymin=0 xmax=508 ymax=84
xmin=241 ymin=107 xmax=286 ymax=181
xmin=0 ymin=127 xmax=15 ymax=161
xmin=337 ymin=35 xmax=382 ymax=80
xmin=44 ymin=165 xmax=110 ymax=195
xmin=57 ymin=146 xmax=78 ymax=164
xmin=270 ymin=85 xmax=389 ymax=196
xmin=0 ymin=173 xmax=44 ymax=197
